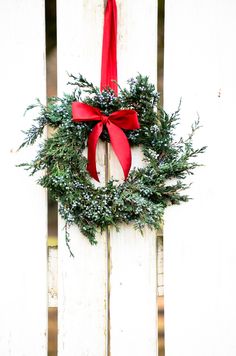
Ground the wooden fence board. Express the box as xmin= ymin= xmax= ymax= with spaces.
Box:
xmin=164 ymin=1 xmax=236 ymax=355
xmin=57 ymin=1 xmax=108 ymax=355
xmin=109 ymin=1 xmax=158 ymax=355
xmin=0 ymin=1 xmax=47 ymax=355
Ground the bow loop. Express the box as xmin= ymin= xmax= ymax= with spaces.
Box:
xmin=72 ymin=102 xmax=139 ymax=181
xmin=72 ymin=102 xmax=102 ymax=122
xmin=109 ymin=110 xmax=140 ymax=130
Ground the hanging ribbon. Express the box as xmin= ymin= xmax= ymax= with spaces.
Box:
xmin=72 ymin=0 xmax=140 ymax=181
xmin=100 ymin=0 xmax=118 ymax=94
xmin=72 ymin=103 xmax=140 ymax=182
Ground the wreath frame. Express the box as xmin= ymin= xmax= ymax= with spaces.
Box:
xmin=19 ymin=74 xmax=205 ymax=254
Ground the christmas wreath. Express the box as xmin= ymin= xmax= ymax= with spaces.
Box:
xmin=19 ymin=73 xmax=205 ymax=251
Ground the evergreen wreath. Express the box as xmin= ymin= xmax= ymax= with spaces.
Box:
xmin=19 ymin=74 xmax=205 ymax=253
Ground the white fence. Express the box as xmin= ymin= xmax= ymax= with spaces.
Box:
xmin=1 ymin=0 xmax=236 ymax=355
xmin=0 ymin=1 xmax=47 ymax=355
xmin=164 ymin=1 xmax=236 ymax=355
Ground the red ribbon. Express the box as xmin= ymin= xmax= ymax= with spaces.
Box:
xmin=100 ymin=0 xmax=118 ymax=94
xmin=72 ymin=103 xmax=140 ymax=181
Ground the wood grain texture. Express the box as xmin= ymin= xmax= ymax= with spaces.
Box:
xmin=0 ymin=1 xmax=47 ymax=355
xmin=109 ymin=1 xmax=158 ymax=355
xmin=164 ymin=1 xmax=236 ymax=355
xmin=57 ymin=1 xmax=108 ymax=355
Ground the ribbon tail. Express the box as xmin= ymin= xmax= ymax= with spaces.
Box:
xmin=107 ymin=122 xmax=131 ymax=180
xmin=87 ymin=122 xmax=103 ymax=182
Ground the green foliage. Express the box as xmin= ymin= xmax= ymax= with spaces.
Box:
xmin=19 ymin=74 xmax=206 ymax=248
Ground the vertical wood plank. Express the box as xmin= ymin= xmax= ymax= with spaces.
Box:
xmin=0 ymin=1 xmax=47 ymax=355
xmin=57 ymin=1 xmax=108 ymax=355
xmin=164 ymin=1 xmax=236 ymax=355
xmin=109 ymin=1 xmax=158 ymax=355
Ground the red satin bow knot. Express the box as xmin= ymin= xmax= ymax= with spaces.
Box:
xmin=72 ymin=102 xmax=140 ymax=182
xmin=101 ymin=115 xmax=109 ymax=124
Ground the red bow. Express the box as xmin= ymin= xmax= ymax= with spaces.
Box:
xmin=72 ymin=102 xmax=140 ymax=181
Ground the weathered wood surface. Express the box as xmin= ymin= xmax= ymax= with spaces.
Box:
xmin=57 ymin=1 xmax=108 ymax=355
xmin=164 ymin=0 xmax=236 ymax=355
xmin=0 ymin=0 xmax=48 ymax=355
xmin=109 ymin=1 xmax=158 ymax=355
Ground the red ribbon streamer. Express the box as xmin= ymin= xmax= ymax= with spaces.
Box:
xmin=100 ymin=0 xmax=118 ymax=94
xmin=72 ymin=103 xmax=140 ymax=181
